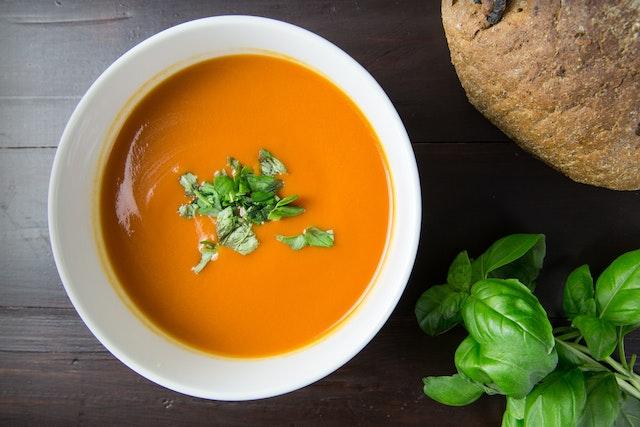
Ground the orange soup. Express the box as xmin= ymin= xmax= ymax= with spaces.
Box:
xmin=100 ymin=54 xmax=391 ymax=358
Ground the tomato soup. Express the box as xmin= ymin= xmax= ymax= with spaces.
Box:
xmin=99 ymin=54 xmax=391 ymax=358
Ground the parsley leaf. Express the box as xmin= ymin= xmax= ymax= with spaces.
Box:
xmin=277 ymin=227 xmax=335 ymax=250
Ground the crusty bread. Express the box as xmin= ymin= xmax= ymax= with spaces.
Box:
xmin=442 ymin=0 xmax=640 ymax=190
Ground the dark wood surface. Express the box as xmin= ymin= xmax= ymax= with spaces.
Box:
xmin=1 ymin=1 xmax=638 ymax=425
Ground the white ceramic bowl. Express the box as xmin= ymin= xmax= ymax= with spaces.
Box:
xmin=48 ymin=16 xmax=421 ymax=400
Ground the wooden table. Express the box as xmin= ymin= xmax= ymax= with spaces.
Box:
xmin=1 ymin=1 xmax=639 ymax=425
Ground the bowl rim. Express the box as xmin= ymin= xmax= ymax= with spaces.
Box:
xmin=48 ymin=15 xmax=421 ymax=400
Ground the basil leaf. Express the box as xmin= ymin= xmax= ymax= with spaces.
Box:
xmin=615 ymin=393 xmax=640 ymax=427
xmin=579 ymin=372 xmax=621 ymax=427
xmin=564 ymin=265 xmax=597 ymax=320
xmin=502 ymin=409 xmax=525 ymax=427
xmin=222 ymin=221 xmax=258 ymax=255
xmin=489 ymin=235 xmax=546 ymax=290
xmin=178 ymin=203 xmax=197 ymax=219
xmin=555 ymin=339 xmax=608 ymax=372
xmin=251 ymin=191 xmax=276 ymax=203
xmin=245 ymin=203 xmax=274 ymax=225
xmin=460 ymin=279 xmax=557 ymax=398
xmin=447 ymin=251 xmax=472 ymax=291
xmin=276 ymin=227 xmax=334 ymax=250
xmin=179 ymin=172 xmax=198 ymax=196
xmin=304 ymin=227 xmax=334 ymax=247
xmin=215 ymin=207 xmax=259 ymax=255
xmin=506 ymin=396 xmax=526 ymax=420
xmin=415 ymin=285 xmax=466 ymax=336
xmin=422 ymin=374 xmax=484 ymax=406
xmin=216 ymin=207 xmax=236 ymax=240
xmin=572 ymin=315 xmax=618 ymax=360
xmin=596 ymin=249 xmax=640 ymax=326
xmin=192 ymin=240 xmax=218 ymax=274
xmin=246 ymin=174 xmax=282 ymax=194
xmin=227 ymin=157 xmax=241 ymax=176
xmin=471 ymin=234 xmax=545 ymax=283
xmin=524 ymin=368 xmax=586 ymax=427
xmin=502 ymin=396 xmax=526 ymax=427
xmin=276 ymin=234 xmax=306 ymax=250
xmin=268 ymin=205 xmax=305 ymax=221
xmin=259 ymin=148 xmax=287 ymax=176
xmin=214 ymin=174 xmax=235 ymax=202
xmin=454 ymin=335 xmax=493 ymax=385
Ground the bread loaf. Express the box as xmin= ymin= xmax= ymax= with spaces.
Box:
xmin=442 ymin=0 xmax=640 ymax=190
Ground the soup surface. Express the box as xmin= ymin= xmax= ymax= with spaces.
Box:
xmin=100 ymin=54 xmax=391 ymax=357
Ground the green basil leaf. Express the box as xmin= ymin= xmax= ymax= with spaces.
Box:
xmin=276 ymin=227 xmax=334 ymax=250
xmin=275 ymin=194 xmax=298 ymax=207
xmin=268 ymin=205 xmax=305 ymax=221
xmin=502 ymin=409 xmax=525 ymax=427
xmin=461 ymin=279 xmax=557 ymax=398
xmin=572 ymin=315 xmax=617 ymax=360
xmin=178 ymin=203 xmax=198 ymax=219
xmin=259 ymin=148 xmax=287 ymax=176
xmin=555 ymin=339 xmax=608 ymax=372
xmin=564 ymin=265 xmax=597 ymax=320
xmin=454 ymin=335 xmax=493 ymax=385
xmin=471 ymin=234 xmax=545 ymax=282
xmin=251 ymin=191 xmax=276 ymax=203
xmin=615 ymin=393 xmax=640 ymax=427
xmin=447 ymin=251 xmax=472 ymax=291
xmin=245 ymin=204 xmax=274 ymax=225
xmin=415 ymin=285 xmax=466 ymax=336
xmin=422 ymin=374 xmax=484 ymax=406
xmin=524 ymin=368 xmax=586 ymax=427
xmin=304 ymin=227 xmax=334 ymax=247
xmin=179 ymin=172 xmax=198 ymax=196
xmin=192 ymin=240 xmax=218 ymax=274
xmin=489 ymin=235 xmax=546 ymax=290
xmin=216 ymin=207 xmax=236 ymax=240
xmin=227 ymin=157 xmax=241 ymax=176
xmin=579 ymin=372 xmax=621 ymax=427
xmin=215 ymin=207 xmax=259 ymax=255
xmin=276 ymin=234 xmax=306 ymax=250
xmin=246 ymin=174 xmax=282 ymax=195
xmin=507 ymin=396 xmax=526 ymax=420
xmin=502 ymin=396 xmax=526 ymax=427
xmin=214 ymin=174 xmax=235 ymax=201
xmin=596 ymin=249 xmax=640 ymax=326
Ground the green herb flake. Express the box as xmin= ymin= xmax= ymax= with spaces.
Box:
xmin=259 ymin=148 xmax=287 ymax=176
xmin=277 ymin=227 xmax=334 ymax=250
xmin=192 ymin=240 xmax=218 ymax=274
xmin=179 ymin=172 xmax=198 ymax=196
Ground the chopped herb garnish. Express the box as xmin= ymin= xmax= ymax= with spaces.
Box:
xmin=179 ymin=148 xmax=321 ymax=273
xmin=259 ymin=148 xmax=287 ymax=176
xmin=192 ymin=240 xmax=218 ymax=274
xmin=277 ymin=227 xmax=335 ymax=250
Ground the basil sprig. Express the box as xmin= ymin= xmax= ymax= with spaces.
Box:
xmin=417 ymin=235 xmax=640 ymax=426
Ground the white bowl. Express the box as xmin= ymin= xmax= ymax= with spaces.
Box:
xmin=48 ymin=16 xmax=421 ymax=400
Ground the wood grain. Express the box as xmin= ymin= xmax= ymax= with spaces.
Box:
xmin=0 ymin=0 xmax=506 ymax=147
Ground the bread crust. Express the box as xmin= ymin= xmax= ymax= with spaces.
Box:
xmin=442 ymin=0 xmax=640 ymax=190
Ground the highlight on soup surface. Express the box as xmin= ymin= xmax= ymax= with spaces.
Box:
xmin=99 ymin=53 xmax=392 ymax=358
